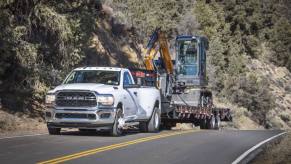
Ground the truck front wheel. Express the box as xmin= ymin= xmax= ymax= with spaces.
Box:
xmin=111 ymin=108 xmax=123 ymax=136
xmin=48 ymin=127 xmax=61 ymax=135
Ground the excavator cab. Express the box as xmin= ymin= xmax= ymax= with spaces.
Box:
xmin=175 ymin=36 xmax=208 ymax=87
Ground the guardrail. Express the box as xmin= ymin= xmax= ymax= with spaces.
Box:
xmin=232 ymin=131 xmax=287 ymax=164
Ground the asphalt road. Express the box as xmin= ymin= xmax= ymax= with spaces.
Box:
xmin=0 ymin=129 xmax=283 ymax=164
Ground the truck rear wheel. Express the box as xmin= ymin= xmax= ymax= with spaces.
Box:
xmin=147 ymin=106 xmax=160 ymax=133
xmin=111 ymin=108 xmax=123 ymax=136
xmin=48 ymin=127 xmax=61 ymax=135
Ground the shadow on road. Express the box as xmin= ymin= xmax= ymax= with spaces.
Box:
xmin=60 ymin=129 xmax=141 ymax=137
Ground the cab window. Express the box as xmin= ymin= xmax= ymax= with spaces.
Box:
xmin=123 ymin=72 xmax=133 ymax=85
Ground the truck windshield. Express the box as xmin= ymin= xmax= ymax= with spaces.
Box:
xmin=63 ymin=70 xmax=120 ymax=85
xmin=176 ymin=39 xmax=198 ymax=76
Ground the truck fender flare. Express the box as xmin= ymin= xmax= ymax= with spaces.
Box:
xmin=148 ymin=100 xmax=160 ymax=122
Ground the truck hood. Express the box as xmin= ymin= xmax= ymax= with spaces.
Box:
xmin=50 ymin=83 xmax=116 ymax=94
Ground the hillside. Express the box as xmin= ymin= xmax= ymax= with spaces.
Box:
xmin=0 ymin=0 xmax=143 ymax=115
xmin=0 ymin=0 xmax=291 ymax=131
xmin=108 ymin=0 xmax=291 ymax=129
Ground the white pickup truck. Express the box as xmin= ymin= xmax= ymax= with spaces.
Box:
xmin=45 ymin=67 xmax=161 ymax=136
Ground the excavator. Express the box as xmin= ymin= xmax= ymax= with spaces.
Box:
xmin=130 ymin=28 xmax=232 ymax=129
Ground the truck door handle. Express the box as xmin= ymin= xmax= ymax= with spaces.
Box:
xmin=133 ymin=92 xmax=137 ymax=95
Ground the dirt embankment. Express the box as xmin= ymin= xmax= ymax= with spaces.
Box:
xmin=249 ymin=59 xmax=291 ymax=129
xmin=0 ymin=109 xmax=46 ymax=137
xmin=251 ymin=131 xmax=291 ymax=164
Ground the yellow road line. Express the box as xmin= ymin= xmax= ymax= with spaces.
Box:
xmin=38 ymin=130 xmax=196 ymax=164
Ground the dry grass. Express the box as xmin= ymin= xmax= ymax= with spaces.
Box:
xmin=0 ymin=111 xmax=18 ymax=131
xmin=173 ymin=123 xmax=200 ymax=130
xmin=251 ymin=131 xmax=291 ymax=164
xmin=214 ymin=98 xmax=264 ymax=130
xmin=0 ymin=110 xmax=46 ymax=136
xmin=250 ymin=59 xmax=291 ymax=130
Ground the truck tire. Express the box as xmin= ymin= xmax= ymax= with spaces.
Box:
xmin=111 ymin=108 xmax=123 ymax=136
xmin=48 ymin=127 xmax=61 ymax=135
xmin=147 ymin=106 xmax=160 ymax=133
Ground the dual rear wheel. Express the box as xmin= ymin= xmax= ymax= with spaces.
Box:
xmin=112 ymin=106 xmax=161 ymax=136
xmin=139 ymin=106 xmax=160 ymax=133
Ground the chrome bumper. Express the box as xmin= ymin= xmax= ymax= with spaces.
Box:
xmin=45 ymin=107 xmax=116 ymax=128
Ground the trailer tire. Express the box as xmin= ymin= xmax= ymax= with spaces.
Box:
xmin=214 ymin=116 xmax=221 ymax=130
xmin=206 ymin=116 xmax=215 ymax=129
xmin=199 ymin=118 xmax=207 ymax=129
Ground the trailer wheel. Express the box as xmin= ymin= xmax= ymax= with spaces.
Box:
xmin=214 ymin=116 xmax=221 ymax=130
xmin=199 ymin=118 xmax=207 ymax=129
xmin=111 ymin=108 xmax=123 ymax=136
xmin=206 ymin=116 xmax=215 ymax=129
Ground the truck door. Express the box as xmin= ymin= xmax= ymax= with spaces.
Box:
xmin=122 ymin=71 xmax=138 ymax=118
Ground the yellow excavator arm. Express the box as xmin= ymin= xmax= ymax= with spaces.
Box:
xmin=144 ymin=28 xmax=174 ymax=74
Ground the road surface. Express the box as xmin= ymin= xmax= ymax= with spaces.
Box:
xmin=0 ymin=129 xmax=283 ymax=164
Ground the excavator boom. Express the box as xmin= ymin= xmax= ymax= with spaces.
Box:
xmin=144 ymin=29 xmax=174 ymax=74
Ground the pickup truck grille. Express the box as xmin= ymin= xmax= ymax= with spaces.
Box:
xmin=56 ymin=91 xmax=97 ymax=107
xmin=55 ymin=113 xmax=96 ymax=119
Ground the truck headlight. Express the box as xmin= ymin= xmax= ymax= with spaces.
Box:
xmin=97 ymin=95 xmax=114 ymax=106
xmin=45 ymin=94 xmax=55 ymax=106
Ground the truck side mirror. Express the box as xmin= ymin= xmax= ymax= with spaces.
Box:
xmin=123 ymin=84 xmax=141 ymax=89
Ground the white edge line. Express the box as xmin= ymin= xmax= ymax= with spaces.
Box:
xmin=232 ymin=131 xmax=287 ymax=164
xmin=0 ymin=133 xmax=48 ymax=140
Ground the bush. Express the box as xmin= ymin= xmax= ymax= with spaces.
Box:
xmin=222 ymin=73 xmax=275 ymax=125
